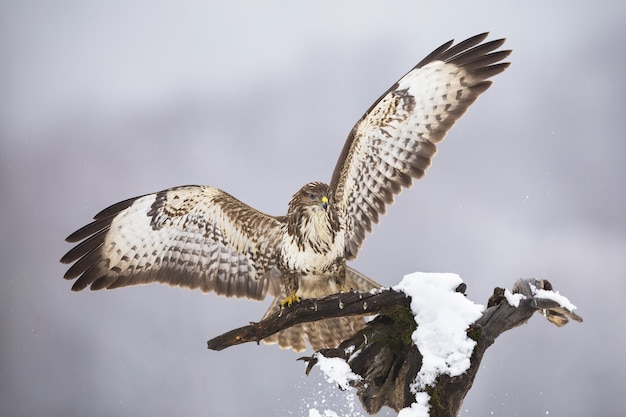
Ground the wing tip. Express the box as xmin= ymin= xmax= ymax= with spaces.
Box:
xmin=64 ymin=223 xmax=96 ymax=243
xmin=70 ymin=279 xmax=90 ymax=292
xmin=416 ymin=32 xmax=511 ymax=74
xmin=478 ymin=61 xmax=512 ymax=79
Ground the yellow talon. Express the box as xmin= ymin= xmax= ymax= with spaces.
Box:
xmin=280 ymin=291 xmax=301 ymax=308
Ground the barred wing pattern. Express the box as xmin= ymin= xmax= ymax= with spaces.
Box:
xmin=61 ymin=33 xmax=511 ymax=353
xmin=61 ymin=186 xmax=283 ymax=300
xmin=330 ymin=33 xmax=511 ymax=259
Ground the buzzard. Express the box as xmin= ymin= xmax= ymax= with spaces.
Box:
xmin=61 ymin=33 xmax=511 ymax=352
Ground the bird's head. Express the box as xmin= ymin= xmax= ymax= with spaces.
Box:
xmin=286 ymin=182 xmax=340 ymax=249
xmin=289 ymin=182 xmax=331 ymax=215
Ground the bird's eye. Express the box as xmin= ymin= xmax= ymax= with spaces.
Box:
xmin=309 ymin=193 xmax=317 ymax=201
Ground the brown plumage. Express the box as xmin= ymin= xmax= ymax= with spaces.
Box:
xmin=61 ymin=33 xmax=511 ymax=352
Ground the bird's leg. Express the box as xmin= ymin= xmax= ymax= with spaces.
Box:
xmin=280 ymin=272 xmax=301 ymax=308
xmin=336 ymin=262 xmax=348 ymax=293
xmin=280 ymin=291 xmax=301 ymax=308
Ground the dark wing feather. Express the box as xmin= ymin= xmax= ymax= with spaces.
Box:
xmin=330 ymin=33 xmax=511 ymax=259
xmin=61 ymin=185 xmax=283 ymax=300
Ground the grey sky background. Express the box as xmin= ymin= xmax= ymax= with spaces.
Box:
xmin=2 ymin=1 xmax=625 ymax=416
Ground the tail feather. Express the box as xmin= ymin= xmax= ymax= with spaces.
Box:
xmin=262 ymin=266 xmax=382 ymax=352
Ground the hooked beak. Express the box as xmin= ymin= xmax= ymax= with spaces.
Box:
xmin=321 ymin=196 xmax=329 ymax=211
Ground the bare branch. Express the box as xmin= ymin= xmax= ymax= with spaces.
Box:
xmin=207 ymin=289 xmax=408 ymax=351
xmin=207 ymin=278 xmax=582 ymax=416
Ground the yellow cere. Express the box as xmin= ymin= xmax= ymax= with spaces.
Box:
xmin=321 ymin=196 xmax=329 ymax=203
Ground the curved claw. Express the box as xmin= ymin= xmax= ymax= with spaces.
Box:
xmin=280 ymin=292 xmax=301 ymax=308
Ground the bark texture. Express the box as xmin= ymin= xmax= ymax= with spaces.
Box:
xmin=207 ymin=278 xmax=582 ymax=415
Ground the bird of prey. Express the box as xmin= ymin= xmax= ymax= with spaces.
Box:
xmin=61 ymin=33 xmax=511 ymax=352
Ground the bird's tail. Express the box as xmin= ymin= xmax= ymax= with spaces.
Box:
xmin=261 ymin=266 xmax=382 ymax=352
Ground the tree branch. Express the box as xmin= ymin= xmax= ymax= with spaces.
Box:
xmin=206 ymin=278 xmax=582 ymax=416
xmin=207 ymin=289 xmax=409 ymax=351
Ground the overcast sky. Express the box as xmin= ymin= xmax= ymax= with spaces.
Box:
xmin=2 ymin=1 xmax=625 ymax=416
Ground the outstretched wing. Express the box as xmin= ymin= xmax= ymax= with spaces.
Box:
xmin=61 ymin=185 xmax=283 ymax=300
xmin=330 ymin=33 xmax=511 ymax=259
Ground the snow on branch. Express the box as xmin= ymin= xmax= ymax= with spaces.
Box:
xmin=207 ymin=275 xmax=582 ymax=416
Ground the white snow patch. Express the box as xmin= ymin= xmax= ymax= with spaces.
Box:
xmin=504 ymin=289 xmax=526 ymax=307
xmin=394 ymin=272 xmax=484 ymax=414
xmin=315 ymin=354 xmax=362 ymax=390
xmin=532 ymin=285 xmax=578 ymax=311
xmin=397 ymin=392 xmax=430 ymax=417
xmin=345 ymin=346 xmax=361 ymax=362
xmin=313 ymin=272 xmax=488 ymax=416
xmin=308 ymin=409 xmax=340 ymax=417
xmin=302 ymin=378 xmax=365 ymax=417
